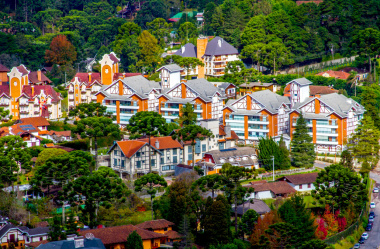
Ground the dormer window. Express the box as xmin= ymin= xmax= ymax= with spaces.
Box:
xmin=229 ymin=158 xmax=234 ymax=162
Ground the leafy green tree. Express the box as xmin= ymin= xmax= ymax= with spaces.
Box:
xmin=312 ymin=164 xmax=367 ymax=212
xmin=137 ymin=30 xmax=161 ymax=73
xmin=340 ymin=150 xmax=354 ymax=171
xmin=360 ymin=85 xmax=380 ymax=128
xmin=263 ymin=222 xmax=298 ymax=248
xmin=33 ymin=11 xmax=52 ymax=35
xmin=348 ymin=115 xmax=380 ymax=168
xmin=241 ymin=44 xmax=265 ymax=72
xmin=127 ymin=111 xmax=168 ymax=173
xmin=35 ymin=148 xmax=67 ymax=168
xmin=192 ymin=174 xmax=222 ymax=199
xmin=241 ymin=15 xmax=268 ymax=47
xmin=299 ymin=239 xmax=328 ymax=249
xmin=84 ymin=1 xmax=113 ymax=16
xmin=147 ymin=18 xmax=172 ymax=47
xmin=48 ymin=215 xmax=65 ymax=241
xmin=291 ymin=113 xmax=315 ymax=168
xmin=125 ymin=231 xmax=143 ymax=249
xmin=238 ymin=209 xmax=258 ymax=238
xmin=176 ymin=102 xmax=197 ymax=126
xmin=224 ymin=60 xmax=244 ymax=75
xmin=258 ymin=137 xmax=290 ymax=171
xmin=220 ymin=163 xmax=253 ymax=234
xmin=178 ymin=22 xmax=198 ymax=43
xmin=65 ymin=212 xmax=78 ymax=235
xmin=262 ymin=41 xmax=294 ymax=74
xmin=134 ymin=0 xmax=167 ymax=28
xmin=72 ymin=117 xmax=120 ymax=169
xmin=135 ymin=173 xmax=167 ymax=220
xmin=177 ymin=57 xmax=204 ymax=80
xmin=171 ymin=124 xmax=214 ymax=167
xmin=68 ymin=102 xmax=109 ymax=119
xmin=116 ymin=22 xmax=142 ymax=40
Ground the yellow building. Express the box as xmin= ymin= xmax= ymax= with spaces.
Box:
xmin=136 ymin=219 xmax=183 ymax=243
xmin=239 ymin=82 xmax=280 ymax=96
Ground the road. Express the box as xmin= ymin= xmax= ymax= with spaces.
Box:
xmin=360 ymin=169 xmax=380 ymax=249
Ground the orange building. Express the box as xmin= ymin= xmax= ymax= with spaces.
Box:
xmin=0 ymin=64 xmax=9 ymax=84
xmin=136 ymin=219 xmax=183 ymax=243
xmin=222 ymin=89 xmax=290 ymax=144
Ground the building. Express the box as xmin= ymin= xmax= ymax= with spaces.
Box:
xmin=316 ymin=70 xmax=351 ymax=80
xmin=38 ymin=130 xmax=72 ymax=143
xmin=0 ymin=224 xmax=49 ymax=249
xmin=136 ymin=219 xmax=182 ymax=243
xmin=223 ymin=90 xmax=290 ymax=144
xmin=202 ymin=37 xmax=240 ymax=78
xmin=96 ymin=75 xmax=161 ymax=125
xmin=245 ymin=181 xmax=296 ymax=199
xmin=157 ymin=64 xmax=183 ymax=89
xmin=308 ymin=85 xmax=339 ymax=97
xmin=213 ymin=82 xmax=237 ymax=98
xmin=3 ymin=65 xmax=62 ymax=120
xmin=36 ymin=237 xmax=105 ymax=249
xmin=288 ymin=78 xmax=364 ymax=153
xmin=234 ymin=199 xmax=271 ymax=216
xmin=196 ymin=147 xmax=259 ymax=175
xmin=0 ymin=64 xmax=9 ymax=84
xmin=277 ymin=172 xmax=319 ymax=192
xmin=78 ymin=225 xmax=167 ymax=249
xmin=239 ymin=82 xmax=280 ymax=95
xmin=157 ymin=78 xmax=226 ymax=122
xmin=341 ymin=67 xmax=368 ymax=81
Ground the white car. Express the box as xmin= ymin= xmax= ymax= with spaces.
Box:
xmin=362 ymin=232 xmax=369 ymax=240
xmin=374 ymin=187 xmax=379 ymax=193
xmin=370 ymin=202 xmax=376 ymax=209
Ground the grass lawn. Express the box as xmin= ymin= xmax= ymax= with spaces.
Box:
xmin=124 ymin=210 xmax=152 ymax=225
xmin=303 ymin=195 xmax=324 ymax=208
xmin=263 ymin=199 xmax=275 ymax=206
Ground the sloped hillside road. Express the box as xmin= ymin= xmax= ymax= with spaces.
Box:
xmin=360 ymin=170 xmax=380 ymax=249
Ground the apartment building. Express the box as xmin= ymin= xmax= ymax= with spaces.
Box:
xmin=157 ymin=78 xmax=225 ymax=122
xmin=223 ymin=89 xmax=291 ymax=144
xmin=3 ymin=65 xmax=62 ymax=120
xmin=96 ymin=75 xmax=161 ymax=126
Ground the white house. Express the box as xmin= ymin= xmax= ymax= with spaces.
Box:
xmin=244 ymin=181 xmax=296 ymax=200
xmin=277 ymin=172 xmax=319 ymax=192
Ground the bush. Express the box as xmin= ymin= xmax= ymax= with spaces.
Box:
xmin=347 ymin=236 xmax=354 ymax=244
xmin=0 ymin=120 xmax=15 ymax=128
xmin=59 ymin=139 xmax=88 ymax=150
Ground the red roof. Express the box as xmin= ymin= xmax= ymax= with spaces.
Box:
xmin=136 ymin=219 xmax=175 ymax=230
xmin=28 ymin=71 xmax=52 ymax=84
xmin=316 ymin=70 xmax=350 ymax=80
xmin=17 ymin=116 xmax=50 ymax=127
xmin=309 ymin=85 xmax=339 ymax=96
xmin=277 ymin=173 xmax=319 ymax=185
xmin=79 ymin=225 xmax=167 ymax=245
xmin=116 ymin=140 xmax=147 ymax=158
xmin=137 ymin=136 xmax=183 ymax=150
xmin=247 ymin=181 xmax=297 ymax=195
xmin=219 ymin=125 xmax=239 ymax=140
xmin=16 ymin=65 xmax=29 ymax=75
xmin=22 ymin=85 xmax=62 ymax=102
xmin=165 ymin=230 xmax=183 ymax=239
xmin=0 ymin=64 xmax=9 ymax=72
xmin=109 ymin=52 xmax=120 ymax=63
xmin=0 ymin=84 xmax=10 ymax=96
xmin=71 ymin=72 xmax=101 ymax=84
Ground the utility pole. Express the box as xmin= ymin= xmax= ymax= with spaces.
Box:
xmin=271 ymin=156 xmax=275 ymax=181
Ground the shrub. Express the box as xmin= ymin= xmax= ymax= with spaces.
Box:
xmin=59 ymin=139 xmax=88 ymax=150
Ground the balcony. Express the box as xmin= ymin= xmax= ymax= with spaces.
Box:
xmin=19 ymin=102 xmax=28 ymax=106
xmin=69 ymin=96 xmax=74 ymax=100
xmin=34 ymin=110 xmax=40 ymax=114
xmin=214 ymin=71 xmax=225 ymax=76
xmin=68 ymin=89 xmax=74 ymax=93
xmin=214 ymin=64 xmax=226 ymax=69
xmin=0 ymin=102 xmax=8 ymax=106
xmin=161 ymin=103 xmax=180 ymax=111
xmin=20 ymin=110 xmax=29 ymax=114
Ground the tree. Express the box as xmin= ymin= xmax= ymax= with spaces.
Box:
xmin=340 ymin=150 xmax=354 ymax=170
xmin=72 ymin=117 xmax=120 ymax=169
xmin=250 ymin=211 xmax=281 ymax=247
xmin=224 ymin=60 xmax=244 ymax=75
xmin=134 ymin=0 xmax=167 ymax=28
xmin=68 ymin=102 xmax=109 ymax=119
xmin=125 ymin=231 xmax=143 ymax=249
xmin=171 ymin=124 xmax=214 ymax=167
xmin=45 ymin=34 xmax=77 ymax=65
xmin=0 ymin=136 xmax=31 ymax=189
xmin=262 ymin=41 xmax=294 ymax=74
xmin=137 ymin=30 xmax=161 ymax=72
xmin=348 ymin=115 xmax=380 ymax=168
xmin=262 ymin=222 xmax=298 ymax=248
xmin=176 ymin=102 xmax=197 ymax=126
xmin=48 ymin=215 xmax=65 ymax=241
xmin=238 ymin=209 xmax=259 ymax=238
xmin=241 ymin=43 xmax=265 ymax=72
xmin=178 ymin=22 xmax=198 ymax=43
xmin=33 ymin=11 xmax=52 ymax=35
xmin=258 ymin=137 xmax=290 ymax=171
xmin=298 ymin=239 xmax=328 ymax=249
xmin=177 ymin=57 xmax=204 ymax=80
xmin=127 ymin=111 xmax=168 ymax=173
xmin=192 ymin=174 xmax=222 ymax=199
xmin=290 ymin=113 xmax=315 ymax=168
xmin=322 ymin=205 xmax=338 ymax=237
xmin=147 ymin=18 xmax=172 ymax=47
xmin=360 ymin=85 xmax=380 ymax=127
xmin=134 ymin=173 xmax=167 ymax=220
xmin=312 ymin=164 xmax=367 ymax=212
xmin=35 ymin=148 xmax=67 ymax=168
xmin=220 ymin=163 xmax=253 ymax=234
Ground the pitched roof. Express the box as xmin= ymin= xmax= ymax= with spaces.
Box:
xmin=174 ymin=43 xmax=197 ymax=58
xmin=247 ymin=181 xmax=297 ymax=195
xmin=38 ymin=238 xmax=106 ymax=249
xmin=136 ymin=136 xmax=183 ymax=150
xmin=0 ymin=64 xmax=9 ymax=72
xmin=240 ymin=82 xmax=274 ymax=88
xmin=21 ymin=227 xmax=50 ymax=236
xmin=309 ymin=85 xmax=338 ymax=96
xmin=277 ymin=173 xmax=319 ymax=185
xmin=316 ymin=70 xmax=350 ymax=80
xmin=234 ymin=199 xmax=271 ymax=215
xmin=157 ymin=64 xmax=183 ymax=73
xmin=165 ymin=230 xmax=183 ymax=240
xmin=22 ymin=85 xmax=62 ymax=102
xmin=113 ymin=73 xmax=141 ymax=81
xmin=10 ymin=123 xmax=40 ymax=135
xmin=79 ymin=225 xmax=167 ymax=245
xmin=0 ymin=224 xmax=19 ymax=239
xmin=17 ymin=117 xmax=50 ymax=127
xmin=71 ymin=73 xmax=101 ymax=84
xmin=203 ymin=147 xmax=257 ymax=166
xmin=318 ymin=93 xmax=365 ymax=117
xmin=28 ymin=71 xmax=52 ymax=84
xmin=136 ymin=219 xmax=175 ymax=230
xmin=116 ymin=140 xmax=147 ymax=158
xmin=109 ymin=52 xmax=120 ymax=63
xmin=0 ymin=84 xmax=10 ymax=96
xmin=27 ymin=240 xmax=49 ymax=248
xmin=16 ymin=65 xmax=29 ymax=76
xmin=184 ymin=78 xmax=225 ymax=101
xmin=219 ymin=125 xmax=239 ymax=140
xmin=204 ymin=36 xmax=238 ymax=56
xmin=287 ymin=78 xmax=313 ymax=86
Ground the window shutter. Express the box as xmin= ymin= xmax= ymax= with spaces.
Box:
xmin=195 ymin=140 xmax=201 ymax=154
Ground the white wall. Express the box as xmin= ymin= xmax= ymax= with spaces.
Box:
xmin=288 ymin=182 xmax=315 ymax=192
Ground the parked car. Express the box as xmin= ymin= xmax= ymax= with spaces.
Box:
xmin=369 ymin=214 xmax=375 ymax=220
xmin=358 ymin=237 xmax=365 ymax=244
xmin=368 ymin=221 xmax=374 ymax=227
xmin=362 ymin=232 xmax=369 ymax=239
xmin=369 ymin=217 xmax=374 ymax=222
xmin=370 ymin=202 xmax=376 ymax=209
xmin=366 ymin=225 xmax=372 ymax=231
xmin=374 ymin=187 xmax=379 ymax=193
xmin=369 ymin=211 xmax=375 ymax=218
xmin=353 ymin=243 xmax=361 ymax=248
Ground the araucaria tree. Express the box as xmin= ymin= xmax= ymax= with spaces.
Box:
xmin=72 ymin=116 xmax=120 ymax=169
xmin=127 ymin=111 xmax=168 ymax=173
xmin=171 ymin=124 xmax=213 ymax=167
xmin=176 ymin=102 xmax=197 ymax=126
xmin=134 ymin=173 xmax=167 ymax=220
xmin=348 ymin=115 xmax=380 ymax=169
xmin=69 ymin=102 xmax=110 ymax=119
xmin=290 ymin=113 xmax=315 ymax=168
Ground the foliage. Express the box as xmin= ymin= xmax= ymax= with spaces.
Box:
xmin=238 ymin=209 xmax=259 ymax=237
xmin=45 ymin=35 xmax=77 ymax=65
xmin=258 ymin=137 xmax=290 ymax=171
xmin=192 ymin=174 xmax=222 ymax=199
xmin=178 ymin=22 xmax=198 ymax=43
xmin=137 ymin=30 xmax=161 ymax=73
xmin=340 ymin=150 xmax=354 ymax=171
xmin=125 ymin=231 xmax=143 ymax=249
xmin=360 ymin=85 xmax=380 ymax=128
xmin=48 ymin=215 xmax=65 ymax=241
xmin=290 ymin=113 xmax=316 ymax=168
xmin=68 ymin=102 xmax=110 ymax=118
xmin=176 ymin=102 xmax=197 ymax=126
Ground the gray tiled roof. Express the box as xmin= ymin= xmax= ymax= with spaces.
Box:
xmin=38 ymin=238 xmax=105 ymax=249
xmin=319 ymin=93 xmax=365 ymax=117
xmin=0 ymin=224 xmax=17 ymax=239
xmin=287 ymin=77 xmax=313 ymax=86
xmin=185 ymin=78 xmax=225 ymax=101
xmin=216 ymin=82 xmax=234 ymax=91
xmin=204 ymin=147 xmax=257 ymax=166
xmin=204 ymin=36 xmax=238 ymax=56
xmin=157 ymin=64 xmax=182 ymax=72
xmin=174 ymin=43 xmax=197 ymax=58
xmin=249 ymin=90 xmax=290 ymax=113
xmin=240 ymin=82 xmax=273 ymax=87
xmin=22 ymin=227 xmax=50 ymax=236
xmin=234 ymin=200 xmax=271 ymax=215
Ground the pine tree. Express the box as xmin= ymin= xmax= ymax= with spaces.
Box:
xmin=290 ymin=113 xmax=315 ymax=168
xmin=125 ymin=231 xmax=143 ymax=249
xmin=339 ymin=150 xmax=354 ymax=171
xmin=258 ymin=137 xmax=291 ymax=170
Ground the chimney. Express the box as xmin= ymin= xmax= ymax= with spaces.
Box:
xmin=225 ymin=124 xmax=231 ymax=138
xmin=88 ymin=73 xmax=92 ymax=83
xmin=181 ymin=46 xmax=185 ymax=54
xmin=155 ymin=140 xmax=159 ymax=149
xmin=37 ymin=70 xmax=41 ymax=82
xmin=218 ymin=39 xmax=222 ymax=47
xmin=31 ymin=85 xmax=34 ymax=96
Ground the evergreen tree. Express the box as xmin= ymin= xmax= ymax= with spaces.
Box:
xmin=48 ymin=215 xmax=65 ymax=241
xmin=176 ymin=103 xmax=197 ymax=126
xmin=125 ymin=231 xmax=143 ymax=249
xmin=340 ymin=150 xmax=354 ymax=171
xmin=290 ymin=113 xmax=315 ymax=168
xmin=238 ymin=209 xmax=258 ymax=238
xmin=258 ymin=137 xmax=290 ymax=170
xmin=360 ymin=85 xmax=380 ymax=128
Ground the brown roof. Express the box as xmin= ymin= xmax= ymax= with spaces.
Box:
xmin=309 ymin=85 xmax=339 ymax=96
xmin=71 ymin=72 xmax=101 ymax=84
xmin=137 ymin=136 xmax=183 ymax=150
xmin=136 ymin=219 xmax=174 ymax=230
xmin=44 ymin=143 xmax=55 ymax=148
xmin=17 ymin=117 xmax=50 ymax=127
xmin=248 ymin=181 xmax=296 ymax=195
xmin=35 ymin=221 xmax=49 ymax=227
xmin=28 ymin=71 xmax=52 ymax=84
xmin=79 ymin=225 xmax=167 ymax=245
xmin=10 ymin=123 xmax=40 ymax=135
xmin=16 ymin=65 xmax=29 ymax=75
xmin=219 ymin=125 xmax=239 ymax=140
xmin=22 ymin=85 xmax=62 ymax=102
xmin=27 ymin=240 xmax=49 ymax=248
xmin=116 ymin=140 xmax=147 ymax=158
xmin=277 ymin=173 xmax=319 ymax=185
xmin=165 ymin=230 xmax=183 ymax=240
xmin=109 ymin=52 xmax=120 ymax=63
xmin=316 ymin=70 xmax=350 ymax=80
xmin=0 ymin=64 xmax=9 ymax=72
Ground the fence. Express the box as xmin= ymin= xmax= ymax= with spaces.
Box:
xmin=259 ymin=167 xmax=314 ymax=179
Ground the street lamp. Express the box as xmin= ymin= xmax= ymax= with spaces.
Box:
xmin=271 ymin=155 xmax=275 ymax=181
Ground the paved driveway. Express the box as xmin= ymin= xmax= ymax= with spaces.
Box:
xmin=360 ymin=170 xmax=380 ymax=249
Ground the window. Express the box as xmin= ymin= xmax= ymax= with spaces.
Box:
xmin=114 ymin=159 xmax=117 ymax=166
xmin=173 ymin=149 xmax=177 ymax=155
xmin=114 ymin=150 xmax=117 ymax=156
xmin=202 ymin=144 xmax=206 ymax=152
xmin=121 ymin=160 xmax=125 ymax=168
xmin=136 ymin=152 xmax=140 ymax=157
xmin=151 ymin=159 xmax=155 ymax=167
xmin=171 ymin=165 xmax=176 ymax=170
xmin=188 ymin=146 xmax=192 ymax=153
xmin=308 ymin=183 xmax=311 ymax=188
xmin=219 ymin=143 xmax=224 ymax=150
xmin=299 ymin=184 xmax=302 ymax=189
xmin=188 ymin=154 xmax=193 ymax=161
xmin=136 ymin=161 xmax=141 ymax=168
xmin=162 ymin=166 xmax=170 ymax=171
xmin=173 ymin=156 xmax=177 ymax=164
xmin=161 ymin=157 xmax=164 ymax=164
